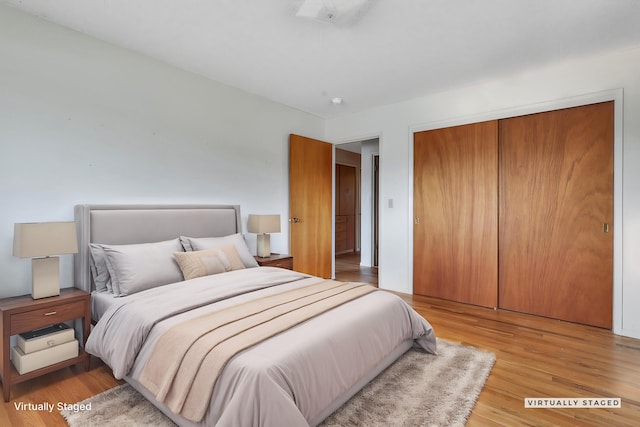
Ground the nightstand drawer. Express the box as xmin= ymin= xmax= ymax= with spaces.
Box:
xmin=10 ymin=301 xmax=85 ymax=335
xmin=266 ymin=259 xmax=293 ymax=270
xmin=255 ymin=255 xmax=294 ymax=270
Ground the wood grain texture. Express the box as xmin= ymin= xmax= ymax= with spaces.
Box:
xmin=401 ymin=295 xmax=640 ymax=427
xmin=10 ymin=302 xmax=84 ymax=335
xmin=336 ymin=164 xmax=357 ymax=254
xmin=0 ymin=289 xmax=91 ymax=402
xmin=2 ymin=296 xmax=638 ymax=427
xmin=499 ymin=102 xmax=613 ymax=328
xmin=336 ymin=164 xmax=356 ymax=216
xmin=335 ymin=252 xmax=378 ymax=286
xmin=254 ymin=254 xmax=294 ymax=270
xmin=289 ymin=134 xmax=333 ymax=278
xmin=414 ymin=120 xmax=498 ymax=307
xmin=0 ymin=359 xmax=123 ymax=427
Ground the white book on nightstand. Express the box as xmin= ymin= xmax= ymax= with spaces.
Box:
xmin=11 ymin=340 xmax=78 ymax=375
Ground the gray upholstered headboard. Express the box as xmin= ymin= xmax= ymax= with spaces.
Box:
xmin=73 ymin=204 xmax=242 ymax=292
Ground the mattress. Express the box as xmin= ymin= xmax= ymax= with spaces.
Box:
xmin=91 ymin=290 xmax=118 ymax=322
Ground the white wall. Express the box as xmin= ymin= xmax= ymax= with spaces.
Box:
xmin=0 ymin=5 xmax=324 ymax=299
xmin=326 ymin=46 xmax=640 ymax=339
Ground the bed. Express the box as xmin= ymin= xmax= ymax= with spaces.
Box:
xmin=74 ymin=204 xmax=437 ymax=427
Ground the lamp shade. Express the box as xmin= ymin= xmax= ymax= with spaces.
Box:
xmin=247 ymin=215 xmax=281 ymax=234
xmin=13 ymin=221 xmax=79 ymax=258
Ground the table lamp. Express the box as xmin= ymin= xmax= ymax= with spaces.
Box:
xmin=13 ymin=221 xmax=78 ymax=299
xmin=247 ymin=214 xmax=281 ymax=257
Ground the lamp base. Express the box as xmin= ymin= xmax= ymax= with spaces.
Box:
xmin=32 ymin=257 xmax=60 ymax=299
xmin=256 ymin=234 xmax=271 ymax=258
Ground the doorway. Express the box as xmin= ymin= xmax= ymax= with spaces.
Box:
xmin=334 ymin=139 xmax=379 ymax=286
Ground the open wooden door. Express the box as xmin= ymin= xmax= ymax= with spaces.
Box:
xmin=289 ymin=134 xmax=333 ymax=278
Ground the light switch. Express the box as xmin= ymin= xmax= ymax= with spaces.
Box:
xmin=388 ymin=199 xmax=394 ymax=208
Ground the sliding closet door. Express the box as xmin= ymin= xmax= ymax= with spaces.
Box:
xmin=414 ymin=121 xmax=498 ymax=308
xmin=499 ymin=102 xmax=613 ymax=328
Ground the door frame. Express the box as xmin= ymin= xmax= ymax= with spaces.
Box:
xmin=332 ymin=135 xmax=382 ymax=277
xmin=373 ymin=154 xmax=379 ymax=267
xmin=408 ymin=89 xmax=624 ymax=334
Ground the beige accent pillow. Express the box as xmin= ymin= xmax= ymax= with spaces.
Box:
xmin=217 ymin=245 xmax=245 ymax=271
xmin=179 ymin=234 xmax=259 ymax=268
xmin=174 ymin=246 xmax=245 ymax=280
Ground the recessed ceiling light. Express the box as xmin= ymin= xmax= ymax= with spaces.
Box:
xmin=331 ymin=97 xmax=343 ymax=105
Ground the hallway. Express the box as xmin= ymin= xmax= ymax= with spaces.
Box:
xmin=334 ymin=252 xmax=378 ymax=286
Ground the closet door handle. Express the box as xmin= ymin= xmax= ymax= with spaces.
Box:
xmin=289 ymin=217 xmax=301 ymax=223
xmin=602 ymin=223 xmax=609 ymax=233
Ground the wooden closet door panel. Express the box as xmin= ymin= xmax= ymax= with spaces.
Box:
xmin=337 ymin=164 xmax=356 ymax=216
xmin=499 ymin=102 xmax=613 ymax=328
xmin=336 ymin=164 xmax=357 ymax=253
xmin=414 ymin=121 xmax=498 ymax=307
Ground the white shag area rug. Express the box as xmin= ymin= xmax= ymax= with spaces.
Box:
xmin=62 ymin=339 xmax=495 ymax=427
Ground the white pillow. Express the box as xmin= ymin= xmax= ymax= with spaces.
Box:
xmin=99 ymin=238 xmax=185 ymax=296
xmin=88 ymin=244 xmax=112 ymax=293
xmin=180 ymin=234 xmax=258 ymax=268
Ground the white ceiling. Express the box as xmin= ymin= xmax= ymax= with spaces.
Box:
xmin=3 ymin=0 xmax=640 ymax=118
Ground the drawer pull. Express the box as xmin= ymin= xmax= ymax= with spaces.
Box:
xmin=44 ymin=311 xmax=57 ymax=316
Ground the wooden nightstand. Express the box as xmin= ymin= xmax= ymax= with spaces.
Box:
xmin=0 ymin=288 xmax=91 ymax=402
xmin=255 ymin=254 xmax=294 ymax=270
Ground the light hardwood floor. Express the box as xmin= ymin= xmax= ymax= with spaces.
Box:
xmin=2 ymin=290 xmax=638 ymax=426
xmin=401 ymin=295 xmax=640 ymax=426
xmin=334 ymin=252 xmax=378 ymax=286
